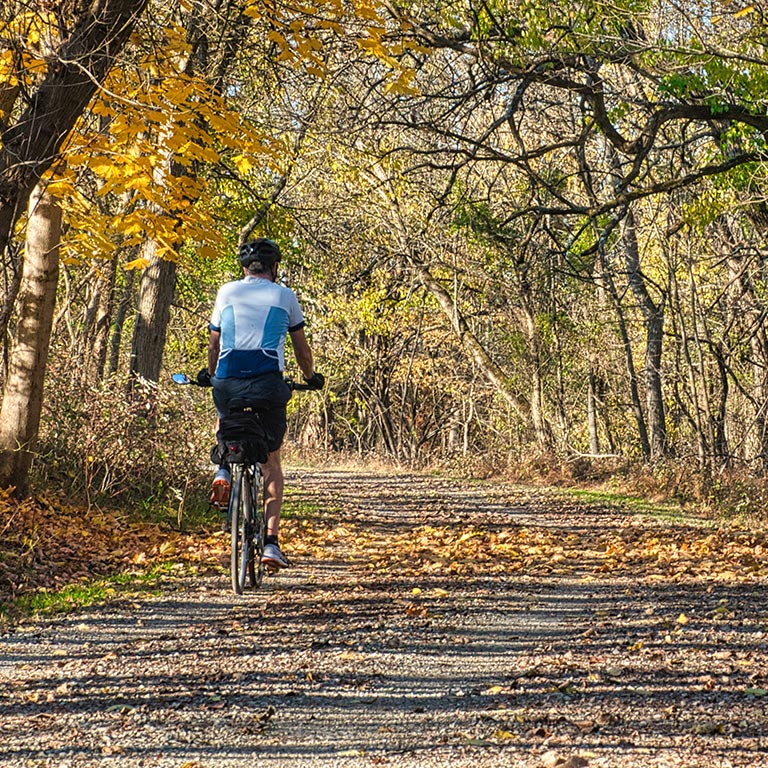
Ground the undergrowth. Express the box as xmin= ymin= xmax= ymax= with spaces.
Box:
xmin=34 ymin=369 xmax=216 ymax=529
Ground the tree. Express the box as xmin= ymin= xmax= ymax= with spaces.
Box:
xmin=0 ymin=0 xmax=150 ymax=491
xmin=0 ymin=186 xmax=61 ymax=493
xmin=359 ymin=0 xmax=768 ymax=463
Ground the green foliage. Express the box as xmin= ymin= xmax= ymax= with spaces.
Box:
xmin=10 ymin=568 xmax=167 ymax=618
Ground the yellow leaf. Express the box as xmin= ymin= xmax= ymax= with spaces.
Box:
xmin=735 ymin=5 xmax=755 ymax=18
xmin=243 ymin=3 xmax=261 ymax=19
xmin=319 ymin=20 xmax=344 ymax=32
xmin=353 ymin=0 xmax=383 ymax=21
xmin=124 ymin=257 xmax=150 ymax=271
xmin=268 ymin=31 xmax=290 ymax=48
xmin=677 ymin=613 xmax=689 ymax=625
xmin=411 ymin=587 xmax=422 ymax=595
xmin=233 ymin=154 xmax=253 ymax=175
xmin=385 ymin=70 xmax=420 ymax=96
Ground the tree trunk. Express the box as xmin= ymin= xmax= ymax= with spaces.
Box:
xmin=0 ymin=186 xmax=61 ymax=493
xmin=593 ymin=238 xmax=651 ymax=459
xmin=622 ymin=210 xmax=667 ymax=459
xmin=0 ymin=245 xmax=23 ymax=362
xmin=749 ymin=328 xmax=768 ymax=470
xmin=89 ymin=257 xmax=119 ymax=382
xmin=521 ymin=302 xmax=555 ymax=451
xmin=129 ymin=241 xmax=177 ymax=386
xmin=108 ymin=264 xmax=135 ymax=377
xmin=587 ymin=367 xmax=600 ymax=455
xmin=411 ymin=261 xmax=533 ymax=424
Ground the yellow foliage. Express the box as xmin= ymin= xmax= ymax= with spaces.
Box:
xmin=385 ymin=69 xmax=419 ymax=96
xmin=353 ymin=0 xmax=385 ymax=22
xmin=7 ymin=0 xmax=428 ymax=269
xmin=124 ymin=257 xmax=150 ymax=271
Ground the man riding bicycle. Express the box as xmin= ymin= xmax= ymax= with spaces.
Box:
xmin=201 ymin=238 xmax=323 ymax=570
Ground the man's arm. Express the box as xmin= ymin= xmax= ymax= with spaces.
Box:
xmin=208 ymin=330 xmax=220 ymax=376
xmin=289 ymin=327 xmax=314 ymax=380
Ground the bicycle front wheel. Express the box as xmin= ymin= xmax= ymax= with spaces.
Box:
xmin=251 ymin=468 xmax=266 ymax=588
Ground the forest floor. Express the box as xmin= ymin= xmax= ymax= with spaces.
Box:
xmin=1 ymin=466 xmax=768 ymax=767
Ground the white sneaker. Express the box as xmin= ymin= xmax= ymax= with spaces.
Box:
xmin=210 ymin=468 xmax=231 ymax=509
xmin=261 ymin=542 xmax=290 ymax=570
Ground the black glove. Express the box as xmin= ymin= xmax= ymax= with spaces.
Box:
xmin=304 ymin=371 xmax=325 ymax=390
xmin=197 ymin=367 xmax=212 ymax=387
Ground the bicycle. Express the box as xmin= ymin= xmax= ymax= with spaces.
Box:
xmin=172 ymin=372 xmax=313 ymax=594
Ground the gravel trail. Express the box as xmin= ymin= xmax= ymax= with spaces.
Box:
xmin=1 ymin=468 xmax=767 ymax=767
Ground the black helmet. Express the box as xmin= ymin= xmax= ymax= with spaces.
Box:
xmin=238 ymin=238 xmax=282 ymax=271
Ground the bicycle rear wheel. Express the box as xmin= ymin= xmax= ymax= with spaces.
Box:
xmin=241 ymin=467 xmax=258 ymax=589
xmin=229 ymin=464 xmax=250 ymax=594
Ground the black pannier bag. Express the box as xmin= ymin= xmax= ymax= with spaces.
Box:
xmin=210 ymin=410 xmax=270 ymax=466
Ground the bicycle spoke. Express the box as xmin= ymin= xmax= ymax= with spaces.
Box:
xmin=252 ymin=468 xmax=266 ymax=587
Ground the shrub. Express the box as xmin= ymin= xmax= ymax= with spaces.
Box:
xmin=34 ymin=372 xmax=216 ymax=529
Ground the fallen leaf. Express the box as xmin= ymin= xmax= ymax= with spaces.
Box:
xmin=541 ymin=750 xmax=565 ymax=768
xmin=692 ymin=720 xmax=725 ymax=735
xmin=464 ymin=737 xmax=493 ymax=746
xmin=542 ymin=751 xmax=590 ymax=768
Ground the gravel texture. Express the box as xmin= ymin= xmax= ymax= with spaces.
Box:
xmin=1 ymin=468 xmax=767 ymax=767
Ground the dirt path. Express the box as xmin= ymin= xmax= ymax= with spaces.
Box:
xmin=1 ymin=468 xmax=767 ymax=767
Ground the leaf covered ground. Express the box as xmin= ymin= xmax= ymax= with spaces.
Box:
xmin=1 ymin=468 xmax=767 ymax=767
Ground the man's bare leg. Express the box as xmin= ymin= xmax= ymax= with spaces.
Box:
xmin=261 ymin=449 xmax=284 ymax=538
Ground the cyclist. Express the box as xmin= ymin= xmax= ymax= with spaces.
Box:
xmin=200 ymin=238 xmax=323 ymax=570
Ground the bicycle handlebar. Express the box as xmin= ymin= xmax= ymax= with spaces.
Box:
xmin=171 ymin=372 xmax=317 ymax=391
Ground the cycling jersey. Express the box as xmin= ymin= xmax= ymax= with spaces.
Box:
xmin=209 ymin=276 xmax=305 ymax=379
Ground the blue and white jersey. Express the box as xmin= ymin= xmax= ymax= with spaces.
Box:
xmin=209 ymin=276 xmax=305 ymax=379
